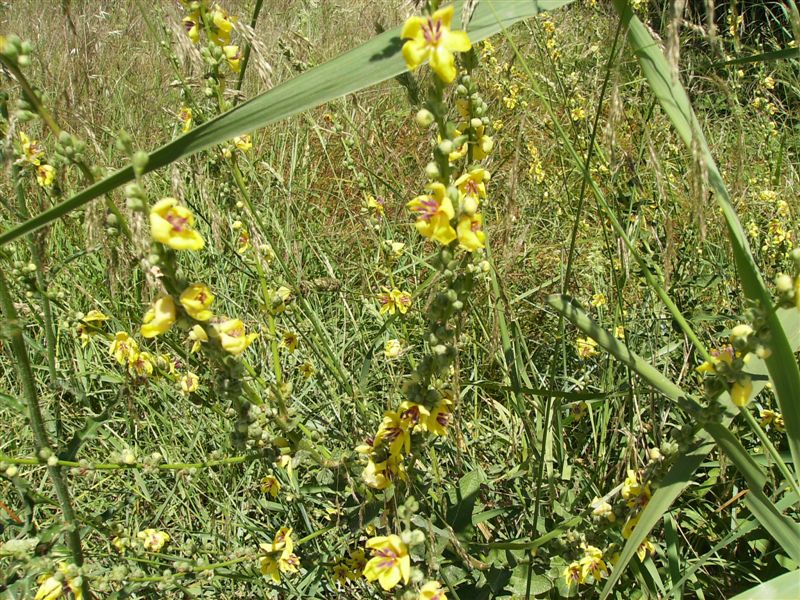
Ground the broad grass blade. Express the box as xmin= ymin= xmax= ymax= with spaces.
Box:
xmin=729 ymin=569 xmax=800 ymax=600
xmin=0 ymin=0 xmax=574 ymax=246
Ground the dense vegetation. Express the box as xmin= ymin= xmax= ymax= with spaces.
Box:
xmin=1 ymin=0 xmax=799 ymax=598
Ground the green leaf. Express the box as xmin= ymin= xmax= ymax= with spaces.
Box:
xmin=0 ymin=0 xmax=574 ymax=247
xmin=729 ymin=570 xmax=800 ymax=600
xmin=715 ymin=47 xmax=800 ymax=66
xmin=609 ymin=0 xmax=800 ymax=478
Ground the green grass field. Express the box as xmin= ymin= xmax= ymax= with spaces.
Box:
xmin=1 ymin=0 xmax=799 ymax=598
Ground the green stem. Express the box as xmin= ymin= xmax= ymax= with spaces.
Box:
xmin=0 ymin=453 xmax=255 ymax=471
xmin=740 ymin=407 xmax=800 ymax=499
xmin=0 ymin=271 xmax=88 ymax=595
xmin=234 ymin=0 xmax=265 ymax=98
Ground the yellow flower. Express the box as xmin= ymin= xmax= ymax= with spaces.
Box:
xmin=591 ymin=293 xmax=607 ymax=307
xmin=455 ymin=167 xmax=490 ymax=202
xmin=401 ymin=5 xmax=472 ymax=83
xmin=129 ymin=351 xmax=154 ymax=378
xmin=362 ymin=454 xmax=406 ymax=489
xmin=237 ymin=227 xmax=251 ymax=254
xmin=469 ymin=124 xmax=494 ymax=160
xmin=233 ymin=133 xmax=251 ymax=152
xmin=110 ymin=331 xmax=138 ymax=365
xmin=178 ymin=105 xmax=193 ymax=133
xmin=137 ymin=528 xmax=170 ymax=552
xmin=140 ymin=295 xmax=177 ymax=338
xmin=298 ymin=361 xmax=315 ymax=379
xmin=281 ymin=331 xmax=299 ymax=353
xmin=563 ymin=561 xmax=583 ymax=587
xmin=579 ymin=544 xmax=608 ymax=582
xmin=576 ymin=336 xmax=598 ymax=359
xmin=363 ymin=534 xmax=411 ymax=591
xmin=208 ymin=3 xmax=236 ymax=46
xmin=36 ymin=164 xmax=56 ymax=188
xmin=365 ymin=194 xmax=386 ymax=217
xmin=182 ymin=12 xmax=201 ymax=43
xmin=76 ymin=309 xmax=109 ymax=346
xmin=407 ymin=183 xmax=457 ymax=245
xmin=731 ymin=376 xmax=753 ymax=407
xmin=214 ymin=318 xmax=258 ymax=355
xmin=419 ymin=580 xmax=447 ymax=600
xmin=259 ymin=527 xmax=300 ymax=583
xmin=622 ymin=513 xmax=640 ymax=539
xmin=35 ymin=564 xmax=83 ymax=600
xmin=377 ymin=287 xmax=413 ymax=316
xmin=188 ymin=324 xmax=208 ymax=353
xmin=261 ymin=475 xmax=281 ymax=498
xmin=375 ymin=411 xmax=412 ymax=457
xmin=223 ymin=45 xmax=242 ymax=72
xmin=621 ymin=469 xmax=651 ymax=510
xmin=179 ymin=283 xmax=214 ymax=321
xmin=389 ymin=241 xmax=406 ymax=257
xmin=696 ymin=346 xmax=734 ymax=374
xmin=150 ymin=198 xmax=204 ymax=250
xmin=425 ymin=398 xmax=453 ymax=436
xmin=384 ymin=339 xmax=403 ymax=359
xmin=760 ymin=409 xmax=785 ymax=432
xmin=180 ymin=371 xmax=199 ymax=394
xmin=637 ymin=537 xmax=655 ymax=562
xmin=19 ymin=132 xmax=43 ymax=165
xmin=398 ymin=400 xmax=431 ymax=431
xmin=457 ymin=213 xmax=486 ymax=252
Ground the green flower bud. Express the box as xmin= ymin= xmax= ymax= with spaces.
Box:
xmin=415 ymin=108 xmax=435 ymax=127
xmin=132 ymin=150 xmax=149 ymax=176
xmin=425 ymin=161 xmax=440 ymax=180
xmin=438 ymin=140 xmax=454 ymax=155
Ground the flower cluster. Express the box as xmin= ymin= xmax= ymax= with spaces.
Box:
xmin=16 ymin=131 xmax=57 ymax=188
xmin=259 ymin=527 xmax=300 ymax=584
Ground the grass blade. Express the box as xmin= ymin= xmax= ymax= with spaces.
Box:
xmin=729 ymin=569 xmax=800 ymax=600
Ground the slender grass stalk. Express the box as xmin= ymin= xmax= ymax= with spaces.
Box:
xmin=234 ymin=0 xmax=265 ymax=98
xmin=739 ymin=407 xmax=800 ymax=499
xmin=0 ymin=270 xmax=88 ymax=596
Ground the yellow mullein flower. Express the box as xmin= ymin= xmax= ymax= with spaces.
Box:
xmin=374 ymin=411 xmax=412 ymax=457
xmin=137 ymin=529 xmax=170 ymax=552
xmin=140 ymin=295 xmax=177 ymax=338
xmin=398 ymin=400 xmax=431 ymax=431
xmin=150 ymin=197 xmax=204 ymax=250
xmin=76 ymin=309 xmax=109 ymax=346
xmin=401 ymin=5 xmax=472 ymax=84
xmin=19 ymin=132 xmax=43 ymax=165
xmin=281 ymin=331 xmax=299 ymax=353
xmin=332 ymin=561 xmax=352 ymax=584
xmin=363 ymin=534 xmax=411 ymax=591
xmin=637 ymin=537 xmax=655 ymax=562
xmin=591 ymin=293 xmax=607 ymax=307
xmin=457 ymin=213 xmax=485 ymax=252
xmin=621 ymin=469 xmax=651 ymax=510
xmin=377 ymin=287 xmax=413 ymax=316
xmin=110 ymin=331 xmax=138 ymax=365
xmin=237 ymin=227 xmax=251 ymax=254
xmin=35 ymin=564 xmax=83 ymax=600
xmin=579 ymin=544 xmax=608 ymax=582
xmin=208 ymin=3 xmax=236 ymax=46
xmin=419 ymin=580 xmax=447 ymax=600
xmin=233 ymin=133 xmax=251 ymax=152
xmin=129 ymin=351 xmax=154 ymax=378
xmin=298 ymin=361 xmax=315 ymax=379
xmin=179 ymin=283 xmax=214 ymax=321
xmin=384 ymin=339 xmax=403 ymax=359
xmin=563 ymin=561 xmax=583 ymax=587
xmin=188 ymin=324 xmax=208 ymax=353
xmin=214 ymin=318 xmax=258 ymax=355
xmin=362 ymin=455 xmax=405 ymax=489
xmin=389 ymin=241 xmax=406 ymax=257
xmin=622 ymin=513 xmax=640 ymax=539
xmin=36 ymin=164 xmax=56 ymax=187
xmin=576 ymin=336 xmax=599 ymax=359
xmin=696 ymin=346 xmax=734 ymax=374
xmin=760 ymin=409 xmax=785 ymax=432
xmin=455 ymin=167 xmax=490 ymax=202
xmin=259 ymin=527 xmax=300 ymax=583
xmin=407 ymin=182 xmax=457 ymax=245
xmin=365 ymin=194 xmax=385 ymax=217
xmin=182 ymin=12 xmax=201 ymax=43
xmin=178 ymin=105 xmax=193 ymax=133
xmin=260 ymin=475 xmax=281 ymax=498
xmin=180 ymin=371 xmax=199 ymax=394
xmin=731 ymin=376 xmax=753 ymax=407
xmin=223 ymin=45 xmax=242 ymax=72
xmin=426 ymin=398 xmax=453 ymax=436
